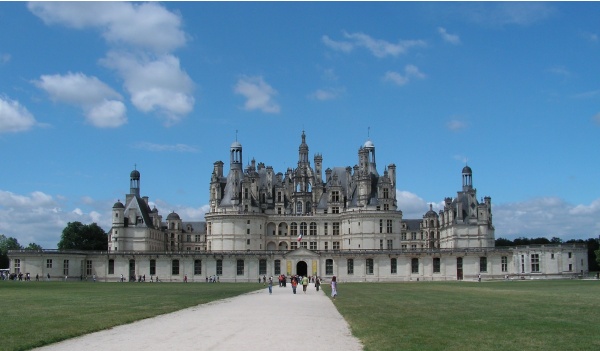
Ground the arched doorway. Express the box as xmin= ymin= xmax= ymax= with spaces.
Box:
xmin=296 ymin=261 xmax=308 ymax=277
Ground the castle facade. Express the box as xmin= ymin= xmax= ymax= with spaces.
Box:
xmin=9 ymin=133 xmax=587 ymax=282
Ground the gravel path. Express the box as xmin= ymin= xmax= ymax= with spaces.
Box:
xmin=34 ymin=283 xmax=363 ymax=351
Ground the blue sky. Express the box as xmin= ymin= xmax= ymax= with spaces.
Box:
xmin=1 ymin=2 xmax=599 ymax=249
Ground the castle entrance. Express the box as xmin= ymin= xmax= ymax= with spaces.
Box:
xmin=296 ymin=261 xmax=308 ymax=277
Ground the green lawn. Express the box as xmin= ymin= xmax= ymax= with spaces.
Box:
xmin=2 ymin=280 xmax=599 ymax=351
xmin=321 ymin=280 xmax=600 ymax=351
xmin=0 ymin=281 xmax=262 ymax=351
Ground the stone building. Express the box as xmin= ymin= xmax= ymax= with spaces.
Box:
xmin=8 ymin=132 xmax=588 ymax=282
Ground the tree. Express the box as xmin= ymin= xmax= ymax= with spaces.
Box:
xmin=0 ymin=235 xmax=23 ymax=268
xmin=25 ymin=242 xmax=43 ymax=250
xmin=495 ymin=237 xmax=513 ymax=247
xmin=57 ymin=222 xmax=108 ymax=251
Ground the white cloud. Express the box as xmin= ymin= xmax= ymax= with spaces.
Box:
xmin=438 ymin=27 xmax=461 ymax=45
xmin=466 ymin=2 xmax=556 ymax=27
xmin=28 ymin=2 xmax=186 ymax=53
xmin=29 ymin=2 xmax=195 ymax=125
xmin=383 ymin=65 xmax=426 ymax=86
xmin=0 ymin=96 xmax=38 ymax=133
xmin=102 ymin=52 xmax=194 ymax=125
xmin=446 ymin=119 xmax=467 ymax=131
xmin=0 ymin=53 xmax=10 ymax=64
xmin=133 ymin=142 xmax=198 ymax=153
xmin=309 ymin=88 xmax=344 ymax=101
xmin=33 ymin=72 xmax=127 ymax=128
xmin=593 ymin=113 xmax=600 ymax=126
xmin=0 ymin=189 xmax=112 ymax=249
xmin=234 ymin=76 xmax=280 ymax=113
xmin=322 ymin=35 xmax=354 ymax=53
xmin=548 ymin=66 xmax=571 ymax=78
xmin=323 ymin=32 xmax=426 ymax=58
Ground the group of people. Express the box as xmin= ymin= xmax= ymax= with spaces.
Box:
xmin=265 ymin=274 xmax=337 ymax=300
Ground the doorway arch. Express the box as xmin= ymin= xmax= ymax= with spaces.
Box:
xmin=296 ymin=261 xmax=308 ymax=277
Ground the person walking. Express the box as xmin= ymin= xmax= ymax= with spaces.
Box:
xmin=331 ymin=276 xmax=337 ymax=300
xmin=291 ymin=276 xmax=298 ymax=294
xmin=315 ymin=276 xmax=321 ymax=292
xmin=301 ymin=275 xmax=309 ymax=294
xmin=268 ymin=276 xmax=273 ymax=294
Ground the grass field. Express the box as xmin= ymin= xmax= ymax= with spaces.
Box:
xmin=0 ymin=281 xmax=262 ymax=351
xmin=321 ymin=280 xmax=600 ymax=351
xmin=1 ymin=280 xmax=599 ymax=351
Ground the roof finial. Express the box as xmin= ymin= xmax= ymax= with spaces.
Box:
xmin=368 ymin=126 xmax=370 ymax=139
xmin=235 ymin=129 xmax=238 ymax=142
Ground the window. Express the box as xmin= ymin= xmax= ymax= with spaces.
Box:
xmin=380 ymin=239 xmax=384 ymax=250
xmin=333 ymin=222 xmax=340 ymax=235
xmin=108 ymin=260 xmax=115 ymax=274
xmin=531 ymin=254 xmax=540 ymax=272
xmin=195 ymin=235 xmax=201 ymax=242
xmin=501 ymin=256 xmax=508 ymax=272
xmin=568 ymin=264 xmax=572 ymax=272
xmin=332 ymin=207 xmax=340 ymax=213
xmin=63 ymin=260 xmax=69 ymax=276
xmin=324 ymin=223 xmax=328 ymax=235
xmin=86 ymin=260 xmax=92 ymax=276
xmin=401 ymin=232 xmax=407 ymax=241
xmin=237 ymin=260 xmax=244 ymax=275
xmin=521 ymin=255 xmax=525 ymax=273
xmin=387 ymin=240 xmax=393 ymax=250
xmin=291 ymin=242 xmax=298 ymax=250
xmin=384 ymin=204 xmax=389 ymax=211
xmin=324 ymin=242 xmax=329 ymax=250
xmin=274 ymin=260 xmax=281 ymax=275
xmin=379 ymin=219 xmax=383 ymax=233
xmin=568 ymin=252 xmax=572 ymax=259
xmin=172 ymin=260 xmax=180 ymax=275
xmin=300 ymin=222 xmax=307 ymax=236
xmin=259 ymin=259 xmax=267 ymax=275
xmin=366 ymin=258 xmax=374 ymax=275
xmin=333 ymin=241 xmax=340 ymax=250
xmin=433 ymin=258 xmax=441 ymax=273
xmin=291 ymin=222 xmax=298 ymax=236
xmin=411 ymin=232 xmax=417 ymax=240
xmin=300 ymin=241 xmax=307 ymax=249
xmin=216 ymin=259 xmax=223 ymax=275
xmin=387 ymin=219 xmax=393 ymax=233
xmin=310 ymin=222 xmax=317 ymax=236
xmin=14 ymin=259 xmax=20 ymax=274
xmin=277 ymin=192 xmax=282 ymax=202
xmin=391 ymin=258 xmax=397 ymax=274
xmin=383 ymin=188 xmax=389 ymax=199
xmin=332 ymin=191 xmax=340 ymax=202
xmin=310 ymin=242 xmax=317 ymax=250
xmin=246 ymin=239 xmax=250 ymax=245
xmin=551 ymin=253 xmax=555 ymax=259
xmin=150 ymin=259 xmax=156 ymax=275
xmin=479 ymin=257 xmax=487 ymax=273
xmin=187 ymin=234 xmax=191 ymax=242
xmin=326 ymin=259 xmax=334 ymax=275
xmin=411 ymin=258 xmax=419 ymax=273
xmin=194 ymin=260 xmax=202 ymax=275
xmin=46 ymin=259 xmax=53 ymax=269
xmin=347 ymin=259 xmax=354 ymax=275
